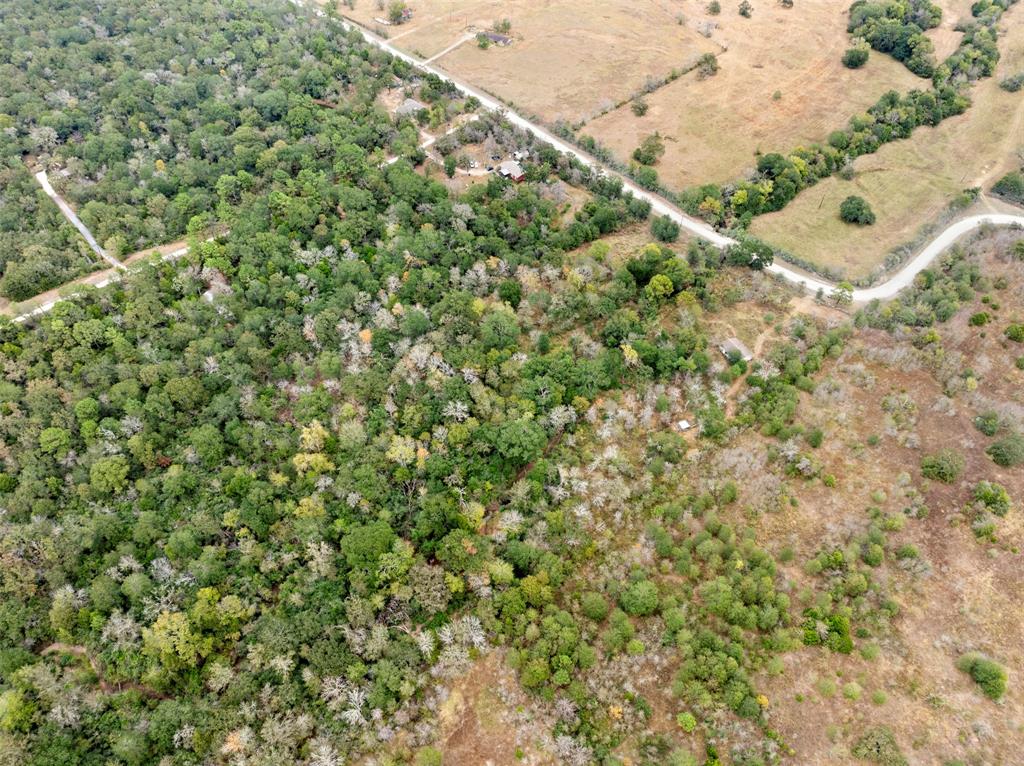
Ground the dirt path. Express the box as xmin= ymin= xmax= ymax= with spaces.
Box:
xmin=5 ymin=267 xmax=122 ymax=321
xmin=382 ymin=114 xmax=479 ymax=167
xmin=423 ymin=32 xmax=474 ymax=64
xmin=971 ymin=85 xmax=1024 ymax=190
xmin=122 ymin=237 xmax=192 ymax=266
xmin=33 ymin=170 xmax=124 ymax=271
xmin=724 ymin=327 xmax=772 ymax=419
xmin=7 ymin=235 xmax=205 ymax=323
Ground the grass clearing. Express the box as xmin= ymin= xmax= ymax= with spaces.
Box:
xmin=748 ymin=7 xmax=1024 ymax=283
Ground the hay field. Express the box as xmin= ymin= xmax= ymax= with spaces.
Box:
xmin=342 ymin=0 xmax=719 ymax=124
xmin=748 ymin=7 xmax=1024 ymax=283
xmin=584 ymin=0 xmax=929 ymax=188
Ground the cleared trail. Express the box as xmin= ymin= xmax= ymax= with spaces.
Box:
xmin=10 ymin=243 xmax=192 ymax=323
xmin=34 ymin=170 xmax=124 ymax=271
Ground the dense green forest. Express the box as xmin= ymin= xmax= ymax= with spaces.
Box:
xmin=0 ymin=159 xmax=97 ymax=301
xmin=0 ymin=1 xmax=811 ymax=764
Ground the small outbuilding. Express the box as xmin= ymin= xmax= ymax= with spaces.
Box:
xmin=719 ymin=337 xmax=753 ymax=363
xmin=394 ymin=98 xmax=426 ymax=118
xmin=483 ymin=32 xmax=512 ymax=46
xmin=676 ymin=419 xmax=692 ymax=432
xmin=497 ymin=160 xmax=525 ymax=182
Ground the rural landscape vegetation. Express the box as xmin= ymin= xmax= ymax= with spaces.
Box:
xmin=0 ymin=0 xmax=1022 ymax=765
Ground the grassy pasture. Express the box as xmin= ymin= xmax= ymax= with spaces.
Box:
xmin=584 ymin=0 xmax=927 ymax=187
xmin=749 ymin=8 xmax=1024 ymax=282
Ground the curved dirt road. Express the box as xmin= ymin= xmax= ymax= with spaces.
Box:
xmin=330 ymin=11 xmax=1024 ymax=303
xmin=766 ymin=214 xmax=1024 ymax=302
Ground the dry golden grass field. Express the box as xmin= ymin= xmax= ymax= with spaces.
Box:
xmin=343 ymin=0 xmax=720 ymax=124
xmin=583 ymin=0 xmax=931 ymax=188
xmin=749 ymin=6 xmax=1024 ymax=283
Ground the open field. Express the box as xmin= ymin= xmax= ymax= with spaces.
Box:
xmin=754 ymin=234 xmax=1024 ymax=764
xmin=749 ymin=7 xmax=1024 ymax=283
xmin=341 ymin=0 xmax=719 ymax=124
xmin=584 ymin=1 xmax=929 ymax=188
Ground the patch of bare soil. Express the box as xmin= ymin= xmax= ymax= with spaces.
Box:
xmin=436 ymin=652 xmax=557 ymax=765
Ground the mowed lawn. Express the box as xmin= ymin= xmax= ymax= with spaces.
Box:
xmin=749 ymin=7 xmax=1024 ymax=283
xmin=585 ymin=0 xmax=927 ymax=188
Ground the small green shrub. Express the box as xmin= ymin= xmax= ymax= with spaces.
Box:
xmin=815 ymin=677 xmax=837 ymax=697
xmin=807 ymin=427 xmax=824 ymax=448
xmin=676 ymin=711 xmax=697 ymax=732
xmin=620 ymin=580 xmax=659 ymax=616
xmin=920 ymin=448 xmax=964 ymax=483
xmin=1000 ymin=72 xmax=1024 ymax=91
xmin=973 ymin=410 xmax=1002 ymax=437
xmin=851 ymin=726 xmax=907 ymax=765
xmin=840 ymin=195 xmax=876 ymax=225
xmin=973 ymin=481 xmax=1011 ymax=516
xmin=581 ymin=591 xmax=610 ymax=622
xmin=956 ymin=653 xmax=1007 ymax=700
xmin=843 ymin=48 xmax=869 ymax=68
xmin=987 ymin=434 xmax=1024 ymax=467
xmin=651 ymin=215 xmax=680 ymax=243
xmin=992 ymin=172 xmax=1024 ymax=205
xmin=860 ymin=643 xmax=880 ymax=661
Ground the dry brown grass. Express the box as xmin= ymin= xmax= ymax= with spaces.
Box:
xmin=584 ymin=0 xmax=927 ymax=187
xmin=342 ymin=0 xmax=720 ymax=124
xmin=748 ymin=6 xmax=1024 ymax=282
xmin=927 ymin=0 xmax=975 ymax=60
xmin=753 ymin=280 xmax=1024 ymax=763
